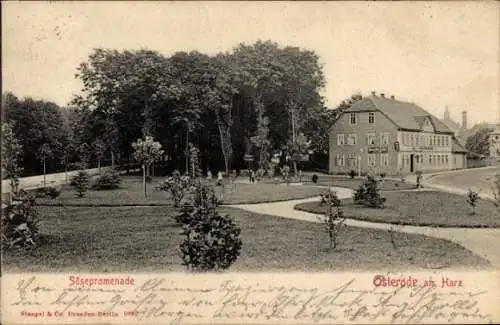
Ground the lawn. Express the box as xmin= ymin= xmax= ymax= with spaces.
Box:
xmin=240 ymin=174 xmax=415 ymax=191
xmin=305 ymin=176 xmax=416 ymax=191
xmin=2 ymin=205 xmax=490 ymax=272
xmin=295 ymin=191 xmax=500 ymax=228
xmin=34 ymin=176 xmax=326 ymax=206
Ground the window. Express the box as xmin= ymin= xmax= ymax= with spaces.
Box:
xmin=368 ymin=154 xmax=376 ymax=167
xmin=445 ymin=155 xmax=449 ymax=164
xmin=380 ymin=133 xmax=390 ymax=145
xmin=429 ymin=155 xmax=433 ymax=165
xmin=403 ymin=133 xmax=409 ymax=146
xmin=347 ymin=134 xmax=357 ymax=145
xmin=347 ymin=154 xmax=357 ymax=167
xmin=335 ymin=154 xmax=345 ymax=167
xmin=445 ymin=136 xmax=449 ymax=146
xmin=349 ymin=112 xmax=357 ymax=125
xmin=380 ymin=154 xmax=389 ymax=167
xmin=367 ymin=132 xmax=376 ymax=145
xmin=368 ymin=112 xmax=375 ymax=124
xmin=337 ymin=134 xmax=345 ymax=146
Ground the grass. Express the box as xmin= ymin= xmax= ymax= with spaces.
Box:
xmin=307 ymin=176 xmax=416 ymax=191
xmin=238 ymin=174 xmax=415 ymax=191
xmin=34 ymin=176 xmax=327 ymax=206
xmin=2 ymin=205 xmax=490 ymax=272
xmin=295 ymin=191 xmax=500 ymax=228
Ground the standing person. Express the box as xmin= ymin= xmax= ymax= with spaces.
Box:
xmin=207 ymin=170 xmax=212 ymax=181
xmin=298 ymin=169 xmax=302 ymax=183
xmin=217 ymin=171 xmax=223 ymax=186
xmin=251 ymin=170 xmax=256 ymax=184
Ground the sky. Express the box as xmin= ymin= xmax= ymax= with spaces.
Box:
xmin=2 ymin=1 xmax=499 ymax=126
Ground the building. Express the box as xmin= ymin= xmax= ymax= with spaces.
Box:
xmin=441 ymin=106 xmax=470 ymax=146
xmin=328 ymin=92 xmax=468 ymax=175
xmin=489 ymin=125 xmax=500 ymax=160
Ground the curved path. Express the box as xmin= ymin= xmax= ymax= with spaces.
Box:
xmin=231 ymin=186 xmax=500 ymax=269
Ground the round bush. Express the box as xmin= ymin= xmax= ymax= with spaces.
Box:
xmin=180 ymin=210 xmax=242 ymax=272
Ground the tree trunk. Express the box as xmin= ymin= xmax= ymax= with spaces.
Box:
xmin=43 ymin=156 xmax=47 ymax=188
xmin=216 ymin=115 xmax=232 ymax=175
xmin=143 ymin=164 xmax=147 ymax=199
xmin=98 ymin=159 xmax=101 ymax=175
xmin=293 ymin=161 xmax=298 ymax=179
xmin=127 ymin=154 xmax=130 ymax=175
xmin=111 ymin=151 xmax=115 ymax=169
xmin=185 ymin=126 xmax=189 ymax=174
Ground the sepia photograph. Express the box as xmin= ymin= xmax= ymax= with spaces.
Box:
xmin=1 ymin=1 xmax=499 ymax=324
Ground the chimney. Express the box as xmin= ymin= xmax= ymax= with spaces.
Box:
xmin=380 ymin=93 xmax=385 ymax=98
xmin=462 ymin=111 xmax=467 ymax=130
xmin=444 ymin=106 xmax=450 ymax=121
xmin=371 ymin=91 xmax=376 ymax=96
xmin=390 ymin=95 xmax=395 ymax=100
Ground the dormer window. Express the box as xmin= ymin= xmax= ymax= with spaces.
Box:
xmin=349 ymin=112 xmax=357 ymax=125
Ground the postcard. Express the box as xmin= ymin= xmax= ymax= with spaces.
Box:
xmin=2 ymin=1 xmax=499 ymax=324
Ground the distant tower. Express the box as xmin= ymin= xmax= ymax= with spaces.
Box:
xmin=462 ymin=111 xmax=467 ymax=130
xmin=444 ymin=106 xmax=450 ymax=121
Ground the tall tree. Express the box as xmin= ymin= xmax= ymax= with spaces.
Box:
xmin=3 ymin=93 xmax=70 ymax=176
xmin=75 ymin=49 xmax=181 ymax=169
xmin=279 ymin=46 xmax=325 ymax=175
xmin=466 ymin=127 xmax=494 ymax=156
xmin=2 ymin=122 xmax=23 ymax=199
xmin=232 ymin=40 xmax=285 ymax=159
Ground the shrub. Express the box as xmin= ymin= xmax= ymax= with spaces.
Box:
xmin=35 ymin=186 xmax=61 ymax=199
xmin=379 ymin=172 xmax=387 ymax=180
xmin=319 ymin=190 xmax=345 ymax=250
xmin=353 ymin=175 xmax=386 ymax=208
xmin=267 ymin=164 xmax=275 ymax=179
xmin=256 ymin=168 xmax=266 ymax=181
xmin=180 ymin=211 xmax=242 ymax=272
xmin=312 ymin=174 xmax=318 ymax=183
xmin=2 ymin=190 xmax=40 ymax=250
xmin=91 ymin=170 xmax=121 ymax=190
xmin=156 ymin=170 xmax=192 ymax=208
xmin=349 ymin=170 xmax=357 ymax=179
xmin=70 ymin=171 xmax=90 ymax=198
xmin=280 ymin=165 xmax=291 ymax=184
xmin=178 ymin=181 xmax=241 ymax=272
xmin=466 ymin=189 xmax=480 ymax=215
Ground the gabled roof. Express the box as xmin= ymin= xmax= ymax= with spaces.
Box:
xmin=340 ymin=95 xmax=455 ymax=134
xmin=451 ymin=136 xmax=468 ymax=153
xmin=441 ymin=118 xmax=462 ymax=134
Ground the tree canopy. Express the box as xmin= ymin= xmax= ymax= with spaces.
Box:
xmin=3 ymin=40 xmax=341 ymax=175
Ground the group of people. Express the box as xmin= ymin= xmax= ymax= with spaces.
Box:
xmin=206 ymin=170 xmax=224 ymax=186
xmin=206 ymin=168 xmax=304 ymax=185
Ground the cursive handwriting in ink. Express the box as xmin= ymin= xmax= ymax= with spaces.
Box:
xmin=12 ymin=276 xmax=53 ymax=306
